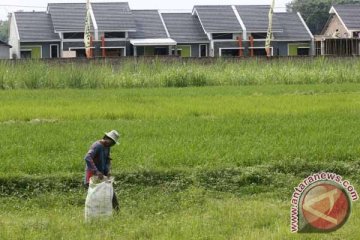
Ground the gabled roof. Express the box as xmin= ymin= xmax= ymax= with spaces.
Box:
xmin=273 ymin=13 xmax=312 ymax=41
xmin=129 ymin=10 xmax=168 ymax=39
xmin=48 ymin=3 xmax=93 ymax=32
xmin=91 ymin=2 xmax=136 ymax=32
xmin=14 ymin=12 xmax=60 ymax=42
xmin=332 ymin=4 xmax=360 ymax=30
xmin=193 ymin=5 xmax=242 ymax=33
xmin=235 ymin=5 xmax=282 ymax=32
xmin=161 ymin=13 xmax=209 ymax=43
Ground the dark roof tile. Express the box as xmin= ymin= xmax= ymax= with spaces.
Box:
xmin=235 ymin=5 xmax=282 ymax=32
xmin=91 ymin=2 xmax=136 ymax=31
xmin=48 ymin=3 xmax=92 ymax=32
xmin=15 ymin=12 xmax=60 ymax=41
xmin=193 ymin=5 xmax=242 ymax=33
xmin=129 ymin=10 xmax=168 ymax=39
xmin=274 ymin=13 xmax=312 ymax=40
xmin=333 ymin=4 xmax=360 ymax=30
xmin=161 ymin=13 xmax=208 ymax=43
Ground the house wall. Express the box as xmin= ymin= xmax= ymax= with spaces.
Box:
xmin=273 ymin=42 xmax=288 ymax=56
xmin=175 ymin=44 xmax=207 ymax=57
xmin=213 ymin=40 xmax=311 ymax=57
xmin=0 ymin=45 xmax=10 ymax=59
xmin=191 ymin=44 xmax=209 ymax=58
xmin=21 ymin=42 xmax=60 ymax=58
xmin=64 ymin=40 xmax=129 ymax=57
xmin=9 ymin=13 xmax=20 ymax=59
xmin=214 ymin=41 xmax=239 ymax=57
xmin=287 ymin=43 xmax=311 ymax=56
xmin=176 ymin=45 xmax=191 ymax=57
xmin=323 ymin=14 xmax=349 ymax=38
xmin=215 ymin=40 xmax=271 ymax=57
xmin=63 ymin=42 xmax=85 ymax=51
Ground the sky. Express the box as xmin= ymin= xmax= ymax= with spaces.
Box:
xmin=0 ymin=0 xmax=291 ymax=20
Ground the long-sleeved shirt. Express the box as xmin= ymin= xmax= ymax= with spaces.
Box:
xmin=84 ymin=141 xmax=111 ymax=184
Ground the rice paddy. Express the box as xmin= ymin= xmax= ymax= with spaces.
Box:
xmin=1 ymin=58 xmax=360 ymax=239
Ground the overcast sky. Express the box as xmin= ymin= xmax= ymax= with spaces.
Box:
xmin=0 ymin=0 xmax=291 ymax=20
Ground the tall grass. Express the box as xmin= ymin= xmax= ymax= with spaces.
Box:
xmin=1 ymin=57 xmax=360 ymax=89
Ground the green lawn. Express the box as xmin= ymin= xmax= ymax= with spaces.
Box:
xmin=1 ymin=83 xmax=360 ymax=239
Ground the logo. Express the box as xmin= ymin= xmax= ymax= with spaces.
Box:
xmin=290 ymin=173 xmax=358 ymax=233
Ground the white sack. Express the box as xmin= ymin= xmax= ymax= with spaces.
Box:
xmin=85 ymin=176 xmax=114 ymax=221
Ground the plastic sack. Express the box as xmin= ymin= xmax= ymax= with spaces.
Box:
xmin=85 ymin=176 xmax=114 ymax=221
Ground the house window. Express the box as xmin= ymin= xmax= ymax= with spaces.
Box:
xmin=220 ymin=48 xmax=242 ymax=57
xmin=50 ymin=45 xmax=59 ymax=58
xmin=288 ymin=44 xmax=310 ymax=56
xmin=200 ymin=44 xmax=207 ymax=57
xmin=154 ymin=47 xmax=168 ymax=55
xmin=69 ymin=49 xmax=86 ymax=58
xmin=138 ymin=47 xmax=169 ymax=56
xmin=353 ymin=32 xmax=360 ymax=38
xmin=63 ymin=32 xmax=84 ymax=39
xmin=212 ymin=33 xmax=233 ymax=40
xmin=297 ymin=47 xmax=310 ymax=56
xmin=104 ymin=32 xmax=126 ymax=38
xmin=251 ymin=33 xmax=267 ymax=39
xmin=103 ymin=48 xmax=126 ymax=57
xmin=20 ymin=50 xmax=32 ymax=59
xmin=171 ymin=45 xmax=191 ymax=57
xmin=20 ymin=46 xmax=42 ymax=59
xmin=253 ymin=48 xmax=267 ymax=56
xmin=171 ymin=49 xmax=182 ymax=56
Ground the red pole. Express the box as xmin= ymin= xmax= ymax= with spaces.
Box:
xmin=90 ymin=35 xmax=93 ymax=58
xmin=238 ymin=36 xmax=243 ymax=57
xmin=102 ymin=35 xmax=106 ymax=58
xmin=249 ymin=35 xmax=254 ymax=57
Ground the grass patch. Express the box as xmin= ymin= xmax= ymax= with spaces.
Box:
xmin=1 ymin=186 xmax=360 ymax=239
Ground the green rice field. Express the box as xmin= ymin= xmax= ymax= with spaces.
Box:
xmin=1 ymin=58 xmax=360 ymax=239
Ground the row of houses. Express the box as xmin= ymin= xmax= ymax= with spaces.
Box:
xmin=7 ymin=2 xmax=314 ymax=59
xmin=4 ymin=2 xmax=360 ymax=59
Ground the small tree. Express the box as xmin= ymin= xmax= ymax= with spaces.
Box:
xmin=0 ymin=20 xmax=9 ymax=42
xmin=287 ymin=0 xmax=360 ymax=34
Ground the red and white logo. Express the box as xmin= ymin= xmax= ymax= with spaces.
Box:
xmin=301 ymin=183 xmax=351 ymax=232
xmin=290 ymin=173 xmax=358 ymax=233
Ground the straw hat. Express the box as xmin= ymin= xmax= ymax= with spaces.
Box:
xmin=104 ymin=130 xmax=120 ymax=145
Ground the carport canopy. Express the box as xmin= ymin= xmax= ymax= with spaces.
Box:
xmin=130 ymin=38 xmax=177 ymax=46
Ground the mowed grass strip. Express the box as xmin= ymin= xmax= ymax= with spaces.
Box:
xmin=0 ymin=85 xmax=360 ymax=174
xmin=1 ymin=187 xmax=360 ymax=239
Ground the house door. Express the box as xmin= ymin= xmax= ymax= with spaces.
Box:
xmin=200 ymin=44 xmax=207 ymax=57
xmin=50 ymin=45 xmax=59 ymax=58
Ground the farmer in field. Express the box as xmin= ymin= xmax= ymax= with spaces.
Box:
xmin=84 ymin=130 xmax=120 ymax=211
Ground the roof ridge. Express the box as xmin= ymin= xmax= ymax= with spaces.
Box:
xmin=15 ymin=11 xmax=48 ymax=14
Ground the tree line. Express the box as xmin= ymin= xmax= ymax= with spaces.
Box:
xmin=0 ymin=20 xmax=9 ymax=42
